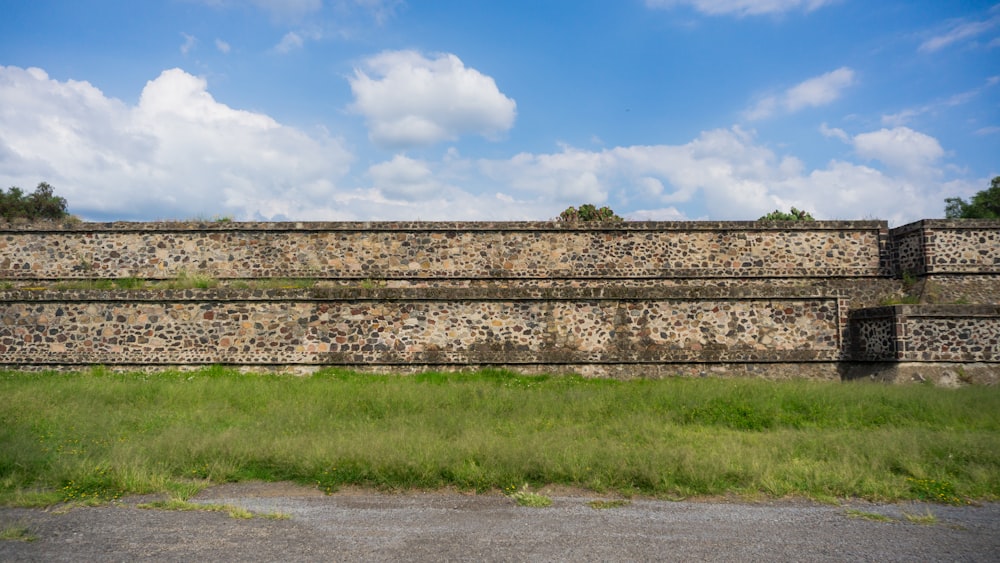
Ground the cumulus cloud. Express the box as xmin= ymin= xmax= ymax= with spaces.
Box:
xmin=368 ymin=155 xmax=446 ymax=200
xmin=746 ymin=67 xmax=855 ymax=120
xmin=215 ymin=38 xmax=231 ymax=54
xmin=0 ymin=65 xmax=968 ymax=226
xmin=852 ymin=127 xmax=944 ymax=178
xmin=349 ymin=50 xmax=517 ymax=148
xmin=644 ymin=0 xmax=837 ymax=17
xmin=476 ymin=125 xmax=956 ymax=225
xmin=0 ymin=65 xmax=353 ymax=221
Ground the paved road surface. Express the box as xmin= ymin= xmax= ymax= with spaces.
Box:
xmin=2 ymin=482 xmax=998 ymax=562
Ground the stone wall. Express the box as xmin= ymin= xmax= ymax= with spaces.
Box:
xmin=890 ymin=219 xmax=1000 ymax=275
xmin=0 ymin=221 xmax=888 ymax=282
xmin=0 ymin=219 xmax=997 ymax=379
xmin=0 ymin=287 xmax=842 ymax=370
xmin=849 ymin=305 xmax=1000 ymax=363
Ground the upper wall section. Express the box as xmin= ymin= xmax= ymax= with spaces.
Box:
xmin=0 ymin=221 xmax=889 ymax=282
xmin=891 ymin=219 xmax=1000 ymax=276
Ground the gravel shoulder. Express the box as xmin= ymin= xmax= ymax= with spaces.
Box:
xmin=2 ymin=482 xmax=998 ymax=562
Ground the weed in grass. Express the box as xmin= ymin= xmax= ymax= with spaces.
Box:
xmin=59 ymin=468 xmax=125 ymax=504
xmin=508 ymin=484 xmax=552 ymax=508
xmin=164 ymin=480 xmax=209 ymax=501
xmin=138 ymin=499 xmax=254 ymax=519
xmin=114 ymin=277 xmax=145 ymax=289
xmin=359 ymin=278 xmax=386 ymax=290
xmin=261 ymin=511 xmax=292 ymax=520
xmin=588 ymin=499 xmax=631 ymax=509
xmin=0 ymin=521 xmax=37 ymax=542
xmin=153 ymin=271 xmax=218 ymax=290
xmin=844 ymin=509 xmax=894 ymax=523
xmin=906 ymin=478 xmax=967 ymax=505
xmin=903 ymin=508 xmax=937 ymax=525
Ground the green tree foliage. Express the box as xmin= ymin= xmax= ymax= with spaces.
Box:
xmin=758 ymin=207 xmax=815 ymax=221
xmin=558 ymin=204 xmax=623 ymax=223
xmin=945 ymin=176 xmax=1000 ymax=219
xmin=0 ymin=182 xmax=69 ymax=221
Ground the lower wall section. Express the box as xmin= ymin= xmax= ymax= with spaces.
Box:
xmin=841 ymin=362 xmax=1000 ymax=386
xmin=849 ymin=304 xmax=1000 ymax=362
xmin=2 ymin=290 xmax=996 ymax=381
xmin=0 ymin=288 xmax=842 ymax=368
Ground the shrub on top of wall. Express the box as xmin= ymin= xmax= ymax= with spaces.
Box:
xmin=758 ymin=207 xmax=815 ymax=221
xmin=558 ymin=204 xmax=623 ymax=223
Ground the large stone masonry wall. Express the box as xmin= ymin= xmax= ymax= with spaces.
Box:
xmin=0 ymin=219 xmax=996 ymax=378
xmin=849 ymin=305 xmax=1000 ymax=363
xmin=0 ymin=288 xmax=842 ymax=370
xmin=0 ymin=221 xmax=888 ymax=282
xmin=889 ymin=220 xmax=1000 ymax=305
xmin=891 ymin=219 xmax=1000 ymax=276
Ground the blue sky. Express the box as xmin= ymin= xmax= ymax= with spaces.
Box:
xmin=0 ymin=0 xmax=997 ymax=224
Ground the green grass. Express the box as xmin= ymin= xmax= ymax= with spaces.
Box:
xmin=138 ymin=499 xmax=253 ymax=519
xmin=1 ymin=367 xmax=999 ymax=506
xmin=902 ymin=508 xmax=937 ymax=525
xmin=588 ymin=499 xmax=631 ymax=509
xmin=844 ymin=509 xmax=894 ymax=522
xmin=0 ymin=521 xmax=37 ymax=542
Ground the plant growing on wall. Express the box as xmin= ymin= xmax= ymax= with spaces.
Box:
xmin=758 ymin=207 xmax=815 ymax=221
xmin=558 ymin=204 xmax=623 ymax=223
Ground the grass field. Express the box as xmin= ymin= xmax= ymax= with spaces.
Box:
xmin=1 ymin=367 xmax=998 ymax=506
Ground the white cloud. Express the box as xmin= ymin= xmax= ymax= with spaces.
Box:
xmin=0 ymin=65 xmax=353 ymax=221
xmin=644 ymin=0 xmax=837 ymax=17
xmin=476 ymin=125 xmax=957 ymax=225
xmin=627 ymin=207 xmax=687 ymax=221
xmin=180 ymin=32 xmax=198 ymax=55
xmin=819 ymin=122 xmax=848 ymax=142
xmin=215 ymin=38 xmax=231 ymax=54
xmin=919 ymin=13 xmax=1000 ymax=53
xmin=368 ymin=155 xmax=444 ymax=200
xmin=746 ymin=67 xmax=855 ymax=120
xmin=479 ymin=147 xmax=611 ymax=204
xmin=349 ymin=50 xmax=517 ymax=148
xmin=353 ymin=0 xmax=405 ymax=25
xmin=881 ymin=76 xmax=998 ymax=126
xmin=853 ymin=127 xmax=944 ymax=177
xmin=0 ymin=65 xmax=970 ymax=226
xmin=272 ymin=28 xmax=326 ymax=53
xmin=478 ymin=127 xmax=790 ymax=219
xmin=275 ymin=31 xmax=305 ymax=53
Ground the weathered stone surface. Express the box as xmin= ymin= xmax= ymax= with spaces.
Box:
xmin=0 ymin=292 xmax=842 ymax=366
xmin=0 ymin=221 xmax=888 ymax=281
xmin=0 ymin=219 xmax=996 ymax=379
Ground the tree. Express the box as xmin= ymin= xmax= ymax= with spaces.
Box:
xmin=558 ymin=204 xmax=623 ymax=223
xmin=758 ymin=207 xmax=814 ymax=221
xmin=945 ymin=176 xmax=1000 ymax=219
xmin=0 ymin=182 xmax=69 ymax=221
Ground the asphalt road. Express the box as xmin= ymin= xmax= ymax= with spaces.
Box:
xmin=2 ymin=482 xmax=998 ymax=562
